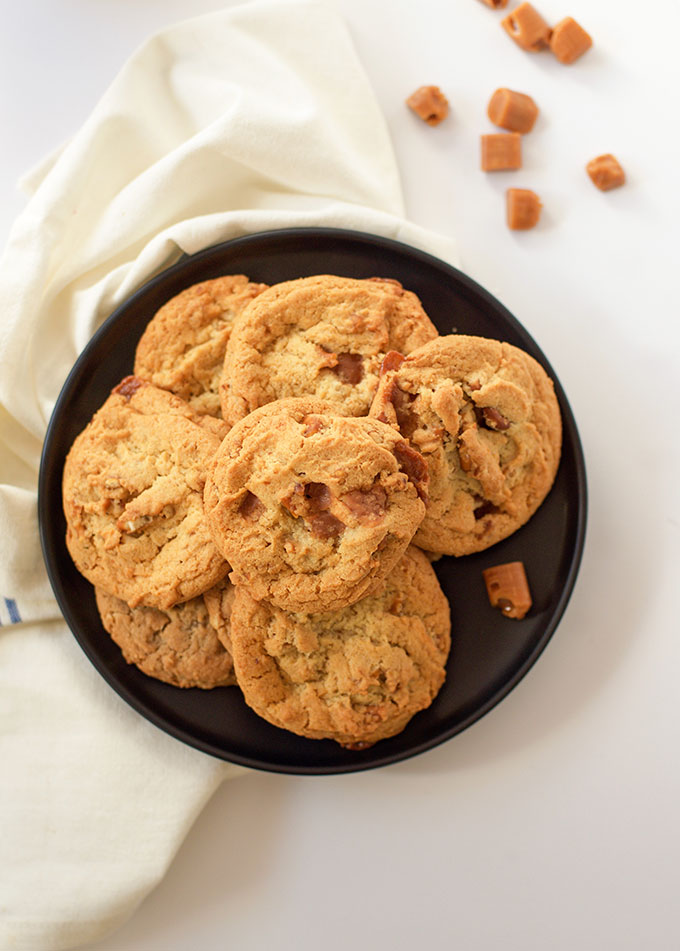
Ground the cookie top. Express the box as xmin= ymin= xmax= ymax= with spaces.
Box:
xmin=63 ymin=377 xmax=229 ymax=609
xmin=229 ymin=546 xmax=450 ymax=748
xmin=370 ymin=335 xmax=562 ymax=556
xmin=220 ymin=275 xmax=438 ymax=425
xmin=203 ymin=398 xmax=428 ymax=614
xmin=95 ymin=577 xmax=236 ymax=689
xmin=134 ymin=275 xmax=267 ymax=417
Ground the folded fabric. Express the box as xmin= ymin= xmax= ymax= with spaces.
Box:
xmin=0 ymin=2 xmax=459 ymax=948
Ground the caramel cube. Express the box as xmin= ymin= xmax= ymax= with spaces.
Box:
xmin=506 ymin=188 xmax=542 ymax=229
xmin=487 ymin=88 xmax=539 ymax=133
xmin=481 ymin=132 xmax=522 ymax=171
xmin=406 ymin=85 xmax=450 ymax=126
xmin=586 ymin=154 xmax=625 ymax=191
xmin=478 ymin=0 xmax=508 ymax=7
xmin=501 ymin=2 xmax=551 ymax=51
xmin=483 ymin=561 xmax=532 ymax=619
xmin=549 ymin=17 xmax=592 ymax=64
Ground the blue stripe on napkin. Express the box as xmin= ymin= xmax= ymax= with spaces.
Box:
xmin=3 ymin=598 xmax=22 ymax=624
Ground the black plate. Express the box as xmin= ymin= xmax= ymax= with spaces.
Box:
xmin=38 ymin=228 xmax=586 ymax=774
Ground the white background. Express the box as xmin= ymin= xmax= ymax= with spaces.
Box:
xmin=2 ymin=1 xmax=679 ymax=949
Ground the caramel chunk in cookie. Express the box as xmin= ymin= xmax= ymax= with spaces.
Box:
xmin=204 ymin=398 xmax=427 ymax=614
xmin=95 ymin=577 xmax=236 ymax=688
xmin=369 ymin=334 xmax=562 ymax=557
xmin=134 ymin=275 xmax=267 ymax=418
xmin=229 ymin=547 xmax=450 ymax=748
xmin=220 ymin=275 xmax=438 ymax=425
xmin=63 ymin=379 xmax=229 ymax=609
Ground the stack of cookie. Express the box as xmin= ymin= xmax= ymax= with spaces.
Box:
xmin=62 ymin=272 xmax=561 ymax=749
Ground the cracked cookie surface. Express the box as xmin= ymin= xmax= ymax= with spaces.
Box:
xmin=95 ymin=577 xmax=236 ymax=688
xmin=63 ymin=377 xmax=229 ymax=609
xmin=370 ymin=335 xmax=562 ymax=556
xmin=229 ymin=546 xmax=450 ymax=747
xmin=134 ymin=275 xmax=267 ymax=418
xmin=203 ymin=398 xmax=428 ymax=614
xmin=220 ymin=275 xmax=438 ymax=425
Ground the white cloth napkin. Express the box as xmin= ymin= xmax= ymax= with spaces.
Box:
xmin=0 ymin=2 xmax=459 ymax=948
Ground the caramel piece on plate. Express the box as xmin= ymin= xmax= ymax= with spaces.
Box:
xmin=550 ymin=17 xmax=592 ymax=64
xmin=586 ymin=154 xmax=626 ymax=191
xmin=506 ymin=188 xmax=542 ymax=229
xmin=501 ymin=3 xmax=551 ymax=51
xmin=487 ymin=88 xmax=539 ymax=134
xmin=481 ymin=132 xmax=522 ymax=171
xmin=483 ymin=561 xmax=532 ymax=619
xmin=478 ymin=0 xmax=508 ymax=7
xmin=406 ymin=85 xmax=450 ymax=126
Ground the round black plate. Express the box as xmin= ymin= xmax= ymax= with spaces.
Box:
xmin=38 ymin=228 xmax=586 ymax=774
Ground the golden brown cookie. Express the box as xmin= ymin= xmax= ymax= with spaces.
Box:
xmin=220 ymin=275 xmax=438 ymax=425
xmin=203 ymin=398 xmax=428 ymax=614
xmin=95 ymin=577 xmax=236 ymax=688
xmin=133 ymin=275 xmax=267 ymax=418
xmin=63 ymin=377 xmax=229 ymax=609
xmin=228 ymin=547 xmax=450 ymax=748
xmin=370 ymin=335 xmax=561 ymax=555
xmin=203 ymin=581 xmax=237 ymax=655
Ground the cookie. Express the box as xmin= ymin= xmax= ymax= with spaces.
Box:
xmin=203 ymin=580 xmax=237 ymax=655
xmin=220 ymin=275 xmax=438 ymax=425
xmin=134 ymin=275 xmax=267 ymax=418
xmin=370 ymin=335 xmax=562 ymax=555
xmin=95 ymin=577 xmax=236 ymax=688
xmin=63 ymin=377 xmax=229 ymax=609
xmin=228 ymin=546 xmax=450 ymax=748
xmin=203 ymin=398 xmax=428 ymax=614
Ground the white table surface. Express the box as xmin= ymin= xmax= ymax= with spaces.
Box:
xmin=2 ymin=1 xmax=679 ymax=949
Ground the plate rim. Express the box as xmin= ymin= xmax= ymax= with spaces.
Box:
xmin=38 ymin=226 xmax=587 ymax=775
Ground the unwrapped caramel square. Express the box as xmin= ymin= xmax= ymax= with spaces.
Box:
xmin=586 ymin=154 xmax=625 ymax=191
xmin=550 ymin=17 xmax=592 ymax=64
xmin=483 ymin=561 xmax=532 ymax=619
xmin=406 ymin=85 xmax=450 ymax=126
xmin=487 ymin=88 xmax=539 ymax=133
xmin=481 ymin=132 xmax=522 ymax=171
xmin=501 ymin=3 xmax=551 ymax=51
xmin=506 ymin=188 xmax=542 ymax=229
